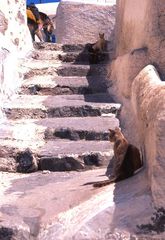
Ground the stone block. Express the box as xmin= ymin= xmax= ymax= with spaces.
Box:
xmin=56 ymin=1 xmax=116 ymax=44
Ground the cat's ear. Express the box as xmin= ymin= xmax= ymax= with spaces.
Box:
xmin=115 ymin=127 xmax=121 ymax=132
xmin=109 ymin=128 xmax=114 ymax=133
xmin=99 ymin=33 xmax=104 ymax=37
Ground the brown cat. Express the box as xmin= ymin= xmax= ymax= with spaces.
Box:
xmin=88 ymin=33 xmax=106 ymax=64
xmin=92 ymin=33 xmax=106 ymax=52
xmin=85 ymin=128 xmax=143 ymax=187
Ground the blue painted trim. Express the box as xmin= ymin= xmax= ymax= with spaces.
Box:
xmin=27 ymin=0 xmax=60 ymax=4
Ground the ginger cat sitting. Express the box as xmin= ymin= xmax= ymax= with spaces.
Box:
xmin=88 ymin=33 xmax=106 ymax=64
xmin=92 ymin=33 xmax=106 ymax=52
xmin=85 ymin=128 xmax=143 ymax=187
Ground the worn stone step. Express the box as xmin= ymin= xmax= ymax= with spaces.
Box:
xmin=44 ymin=116 xmax=119 ymax=141
xmin=0 ymin=139 xmax=113 ymax=172
xmin=34 ymin=42 xmax=85 ymax=52
xmin=4 ymin=93 xmax=121 ymax=120
xmin=58 ymin=51 xmax=110 ymax=64
xmin=0 ymin=116 xmax=119 ymax=141
xmin=22 ymin=62 xmax=107 ymax=79
xmin=20 ymin=76 xmax=111 ymax=95
xmin=31 ymin=49 xmax=110 ymax=64
xmin=33 ymin=41 xmax=114 ymax=52
xmin=38 ymin=140 xmax=113 ymax=171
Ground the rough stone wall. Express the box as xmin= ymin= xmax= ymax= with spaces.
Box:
xmin=132 ymin=65 xmax=165 ymax=207
xmin=56 ymin=1 xmax=116 ymax=44
xmin=116 ymin=0 xmax=165 ymax=72
xmin=109 ymin=0 xmax=165 ymax=206
xmin=0 ymin=0 xmax=32 ymax=121
xmin=0 ymin=0 xmax=32 ymax=53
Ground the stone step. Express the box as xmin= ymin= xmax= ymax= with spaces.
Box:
xmin=4 ymin=93 xmax=121 ymax=120
xmin=34 ymin=42 xmax=85 ymax=52
xmin=38 ymin=140 xmax=113 ymax=171
xmin=0 ymin=139 xmax=113 ymax=172
xmin=31 ymin=49 xmax=110 ymax=64
xmin=58 ymin=51 xmax=110 ymax=64
xmin=44 ymin=115 xmax=119 ymax=141
xmin=22 ymin=62 xmax=107 ymax=79
xmin=0 ymin=116 xmax=119 ymax=141
xmin=33 ymin=41 xmax=114 ymax=53
xmin=20 ymin=76 xmax=110 ymax=95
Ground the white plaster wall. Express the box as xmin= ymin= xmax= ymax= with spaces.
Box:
xmin=109 ymin=0 xmax=165 ymax=206
xmin=131 ymin=65 xmax=165 ymax=207
xmin=0 ymin=0 xmax=32 ymax=121
xmin=115 ymin=0 xmax=149 ymax=54
xmin=0 ymin=0 xmax=32 ymax=54
xmin=114 ymin=0 xmax=165 ymax=77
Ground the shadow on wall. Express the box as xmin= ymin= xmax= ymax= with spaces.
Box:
xmin=151 ymin=62 xmax=165 ymax=81
xmin=110 ymin=167 xmax=165 ymax=238
xmin=107 ymin=168 xmax=154 ymax=238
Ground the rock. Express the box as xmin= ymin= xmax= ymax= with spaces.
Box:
xmin=16 ymin=148 xmax=38 ymax=173
xmin=0 ymin=226 xmax=30 ymax=240
xmin=0 ymin=158 xmax=17 ymax=172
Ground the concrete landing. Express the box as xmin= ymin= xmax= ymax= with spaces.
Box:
xmin=0 ymin=169 xmax=155 ymax=240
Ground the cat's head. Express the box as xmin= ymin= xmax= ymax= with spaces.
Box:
xmin=99 ymin=33 xmax=105 ymax=39
xmin=109 ymin=127 xmax=121 ymax=142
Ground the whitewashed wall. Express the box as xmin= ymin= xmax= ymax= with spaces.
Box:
xmin=0 ymin=0 xmax=32 ymax=122
xmin=109 ymin=0 xmax=165 ymax=207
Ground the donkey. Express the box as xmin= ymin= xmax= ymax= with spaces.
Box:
xmin=27 ymin=4 xmax=54 ymax=42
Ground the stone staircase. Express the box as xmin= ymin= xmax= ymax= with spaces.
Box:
xmin=0 ymin=43 xmax=155 ymax=240
xmin=0 ymin=42 xmax=120 ymax=173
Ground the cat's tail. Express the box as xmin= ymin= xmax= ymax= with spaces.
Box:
xmin=83 ymin=177 xmax=116 ymax=188
xmin=93 ymin=179 xmax=115 ymax=188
